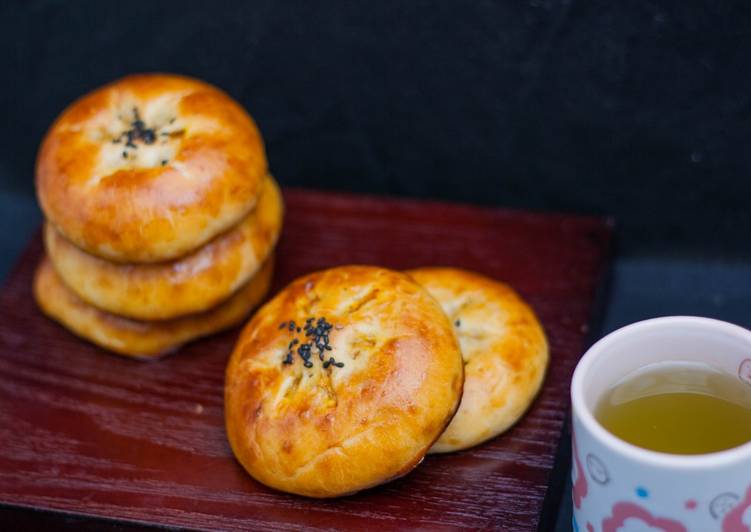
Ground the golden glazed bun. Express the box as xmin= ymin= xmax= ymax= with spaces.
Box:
xmin=33 ymin=256 xmax=273 ymax=358
xmin=407 ymin=267 xmax=548 ymax=453
xmin=36 ymin=73 xmax=267 ymax=263
xmin=44 ymin=177 xmax=283 ymax=320
xmin=225 ymin=266 xmax=464 ymax=497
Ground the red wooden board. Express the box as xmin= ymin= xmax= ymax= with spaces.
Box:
xmin=0 ymin=188 xmax=611 ymax=531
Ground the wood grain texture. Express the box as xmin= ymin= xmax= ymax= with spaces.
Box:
xmin=0 ymin=188 xmax=612 ymax=531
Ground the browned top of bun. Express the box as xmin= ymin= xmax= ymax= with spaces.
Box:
xmin=225 ymin=266 xmax=463 ymax=497
xmin=408 ymin=267 xmax=548 ymax=453
xmin=36 ymin=73 xmax=267 ymax=262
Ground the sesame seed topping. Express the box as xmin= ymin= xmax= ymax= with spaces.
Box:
xmin=279 ymin=316 xmax=343 ymax=369
xmin=113 ymin=107 xmax=158 ymax=150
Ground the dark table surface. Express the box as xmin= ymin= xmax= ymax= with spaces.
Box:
xmin=1 ymin=190 xmax=749 ymax=531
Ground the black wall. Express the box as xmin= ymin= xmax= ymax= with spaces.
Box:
xmin=2 ymin=0 xmax=749 ymax=259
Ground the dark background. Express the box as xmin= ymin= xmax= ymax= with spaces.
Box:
xmin=1 ymin=0 xmax=750 ymax=260
xmin=1 ymin=1 xmax=750 ymax=529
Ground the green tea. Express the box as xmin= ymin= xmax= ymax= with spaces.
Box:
xmin=595 ymin=362 xmax=751 ymax=454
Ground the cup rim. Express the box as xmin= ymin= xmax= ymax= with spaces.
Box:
xmin=571 ymin=315 xmax=751 ymax=469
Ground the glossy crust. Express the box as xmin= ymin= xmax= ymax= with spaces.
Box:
xmin=225 ymin=266 xmax=464 ymax=497
xmin=45 ymin=177 xmax=283 ymax=320
xmin=33 ymin=255 xmax=274 ymax=359
xmin=36 ymin=73 xmax=267 ymax=262
xmin=407 ymin=267 xmax=549 ymax=453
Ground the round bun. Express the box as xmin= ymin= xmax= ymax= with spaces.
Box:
xmin=36 ymin=73 xmax=267 ymax=263
xmin=407 ymin=267 xmax=548 ymax=453
xmin=45 ymin=177 xmax=283 ymax=320
xmin=225 ymin=266 xmax=463 ymax=497
xmin=33 ymin=255 xmax=273 ymax=358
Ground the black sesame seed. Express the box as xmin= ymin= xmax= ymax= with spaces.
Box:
xmin=455 ymin=319 xmax=461 ymax=327
xmin=322 ymin=359 xmax=331 ymax=369
xmin=278 ymin=321 xmax=288 ymax=330
xmin=297 ymin=344 xmax=312 ymax=361
xmin=122 ymin=151 xmax=127 ymax=158
xmin=334 ymin=361 xmax=344 ymax=368
xmin=304 ymin=361 xmax=313 ymax=368
xmin=161 ymin=159 xmax=168 ymax=166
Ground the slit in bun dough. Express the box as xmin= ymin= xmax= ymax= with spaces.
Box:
xmin=36 ymin=73 xmax=267 ymax=263
xmin=225 ymin=266 xmax=464 ymax=497
xmin=45 ymin=177 xmax=282 ymax=320
xmin=407 ymin=267 xmax=548 ymax=454
xmin=33 ymin=255 xmax=274 ymax=359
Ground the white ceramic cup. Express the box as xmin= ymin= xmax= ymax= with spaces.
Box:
xmin=571 ymin=316 xmax=751 ymax=532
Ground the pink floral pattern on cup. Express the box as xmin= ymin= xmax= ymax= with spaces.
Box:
xmin=602 ymin=502 xmax=687 ymax=532
xmin=572 ymin=429 xmax=588 ymax=509
xmin=723 ymin=484 xmax=751 ymax=532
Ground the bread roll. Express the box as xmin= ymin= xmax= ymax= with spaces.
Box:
xmin=45 ymin=177 xmax=282 ymax=320
xmin=33 ymin=255 xmax=273 ymax=358
xmin=225 ymin=266 xmax=463 ymax=497
xmin=407 ymin=267 xmax=548 ymax=453
xmin=36 ymin=73 xmax=267 ymax=262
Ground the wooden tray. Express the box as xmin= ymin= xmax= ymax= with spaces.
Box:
xmin=0 ymin=188 xmax=612 ymax=531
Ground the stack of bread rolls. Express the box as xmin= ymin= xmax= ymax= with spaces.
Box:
xmin=34 ymin=74 xmax=282 ymax=358
xmin=30 ymin=73 xmax=548 ymax=499
xmin=225 ymin=265 xmax=548 ymax=498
